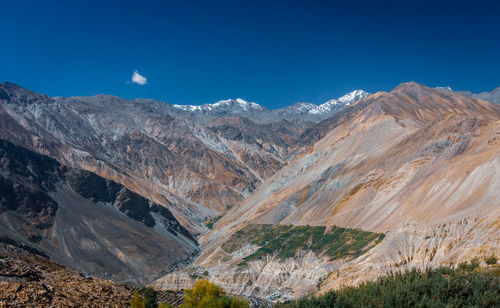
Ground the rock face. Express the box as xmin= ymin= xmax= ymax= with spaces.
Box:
xmin=0 ymin=241 xmax=132 ymax=307
xmin=320 ymin=216 xmax=500 ymax=292
xmin=0 ymin=82 xmax=326 ymax=234
xmin=0 ymin=81 xmax=367 ymax=290
xmin=151 ymin=251 xmax=334 ymax=301
xmin=154 ymin=82 xmax=500 ymax=299
xmin=0 ymin=82 xmax=369 ymax=230
xmin=0 ymin=139 xmax=198 ymax=284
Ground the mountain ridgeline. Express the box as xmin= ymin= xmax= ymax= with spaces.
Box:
xmin=0 ymin=81 xmax=499 ymax=302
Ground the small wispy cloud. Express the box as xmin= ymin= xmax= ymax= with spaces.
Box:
xmin=131 ymin=70 xmax=147 ymax=85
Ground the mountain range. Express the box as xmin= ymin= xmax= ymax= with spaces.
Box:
xmin=153 ymin=83 xmax=500 ymax=299
xmin=171 ymin=89 xmax=369 ymax=122
xmin=0 ymin=81 xmax=499 ymax=300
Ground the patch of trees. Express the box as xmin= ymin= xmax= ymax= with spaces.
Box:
xmin=131 ymin=280 xmax=248 ymax=308
xmin=278 ymin=259 xmax=500 ymax=308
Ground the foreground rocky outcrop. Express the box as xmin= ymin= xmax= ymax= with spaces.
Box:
xmin=0 ymin=241 xmax=132 ymax=307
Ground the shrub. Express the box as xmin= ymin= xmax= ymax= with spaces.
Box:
xmin=485 ymin=255 xmax=498 ymax=265
xmin=458 ymin=258 xmax=481 ymax=272
xmin=131 ymin=291 xmax=145 ymax=308
xmin=205 ymin=215 xmax=224 ymax=230
xmin=181 ymin=279 xmax=248 ymax=308
xmin=144 ymin=287 xmax=158 ymax=308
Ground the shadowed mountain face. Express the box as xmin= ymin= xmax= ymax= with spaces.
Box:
xmin=0 ymin=139 xmax=198 ymax=284
xmin=154 ymin=82 xmax=500 ymax=299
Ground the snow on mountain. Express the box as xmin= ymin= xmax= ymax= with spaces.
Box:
xmin=172 ymin=90 xmax=369 ymax=120
xmin=277 ymin=90 xmax=369 ymax=116
xmin=272 ymin=90 xmax=369 ymax=117
xmin=435 ymin=86 xmax=453 ymax=91
xmin=173 ymin=98 xmax=265 ymax=113
xmin=278 ymin=102 xmax=318 ymax=114
xmin=312 ymin=90 xmax=369 ymax=114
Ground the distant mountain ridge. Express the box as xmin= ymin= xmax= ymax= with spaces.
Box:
xmin=467 ymin=87 xmax=500 ymax=104
xmin=174 ymin=98 xmax=266 ymax=113
xmin=434 ymin=85 xmax=500 ymax=104
xmin=171 ymin=90 xmax=369 ymax=121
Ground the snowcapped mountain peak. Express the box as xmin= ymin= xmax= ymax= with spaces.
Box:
xmin=173 ymin=98 xmax=264 ymax=113
xmin=312 ymin=90 xmax=369 ymax=114
xmin=337 ymin=90 xmax=370 ymax=104
xmin=172 ymin=90 xmax=368 ymax=119
xmin=435 ymin=86 xmax=453 ymax=92
xmin=213 ymin=98 xmax=263 ymax=110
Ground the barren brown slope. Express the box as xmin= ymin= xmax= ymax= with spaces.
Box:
xmin=160 ymin=82 xmax=500 ymax=297
xmin=201 ymin=82 xmax=500 ymax=247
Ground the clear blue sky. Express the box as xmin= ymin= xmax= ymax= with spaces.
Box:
xmin=1 ymin=0 xmax=499 ymax=108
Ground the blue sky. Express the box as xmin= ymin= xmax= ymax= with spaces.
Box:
xmin=1 ymin=0 xmax=499 ymax=108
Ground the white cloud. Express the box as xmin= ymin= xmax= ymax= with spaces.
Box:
xmin=131 ymin=70 xmax=147 ymax=85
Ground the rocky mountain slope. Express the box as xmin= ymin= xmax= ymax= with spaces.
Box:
xmin=0 ymin=241 xmax=132 ymax=306
xmin=0 ymin=81 xmax=367 ymax=288
xmin=0 ymin=139 xmax=198 ymax=284
xmin=153 ymin=82 xmax=500 ymax=300
xmin=0 ymin=82 xmax=368 ymax=233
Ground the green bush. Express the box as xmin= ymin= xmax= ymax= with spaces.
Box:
xmin=485 ymin=255 xmax=498 ymax=265
xmin=131 ymin=291 xmax=145 ymax=308
xmin=278 ymin=266 xmax=500 ymax=307
xmin=205 ymin=215 xmax=224 ymax=230
xmin=144 ymin=287 xmax=157 ymax=308
xmin=458 ymin=258 xmax=481 ymax=272
xmin=181 ymin=279 xmax=248 ymax=308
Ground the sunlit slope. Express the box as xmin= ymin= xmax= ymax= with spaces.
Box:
xmin=194 ymin=82 xmax=500 ymax=291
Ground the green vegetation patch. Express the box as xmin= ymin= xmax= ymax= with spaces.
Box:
xmin=221 ymin=224 xmax=384 ymax=266
xmin=205 ymin=215 xmax=224 ymax=229
xmin=277 ymin=263 xmax=500 ymax=308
